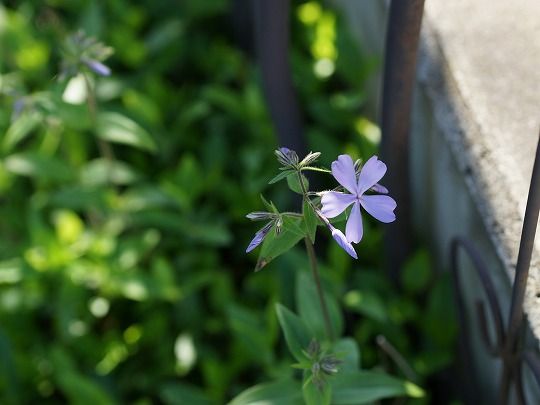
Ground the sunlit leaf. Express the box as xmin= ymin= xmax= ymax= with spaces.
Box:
xmin=96 ymin=111 xmax=157 ymax=152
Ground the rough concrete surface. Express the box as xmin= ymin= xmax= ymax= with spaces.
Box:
xmin=421 ymin=0 xmax=540 ymax=340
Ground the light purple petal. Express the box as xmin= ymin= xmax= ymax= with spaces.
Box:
xmin=84 ymin=59 xmax=111 ymax=76
xmin=357 ymin=156 xmax=387 ymax=195
xmin=360 ymin=194 xmax=397 ymax=223
xmin=345 ymin=202 xmax=363 ymax=244
xmin=321 ymin=191 xmax=356 ymax=218
xmin=331 ymin=155 xmax=358 ymax=194
xmin=246 ymin=222 xmax=273 ymax=253
xmin=330 ymin=226 xmax=358 ymax=259
xmin=370 ymin=183 xmax=389 ymax=194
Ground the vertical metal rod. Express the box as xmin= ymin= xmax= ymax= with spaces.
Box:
xmin=380 ymin=0 xmax=425 ymax=276
xmin=254 ymin=0 xmax=306 ymax=155
xmin=500 ymin=133 xmax=540 ymax=402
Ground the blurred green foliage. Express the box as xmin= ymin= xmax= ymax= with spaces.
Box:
xmin=0 ymin=0 xmax=457 ymax=403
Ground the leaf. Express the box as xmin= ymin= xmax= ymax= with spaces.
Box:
xmin=159 ymin=382 xmax=213 ymax=405
xmin=256 ymin=217 xmax=305 ymax=271
xmin=333 ymin=338 xmax=360 ymax=372
xmin=80 ymin=158 xmax=140 ymax=186
xmin=96 ymin=111 xmax=157 ymax=152
xmin=343 ymin=290 xmax=387 ymax=322
xmin=4 ymin=152 xmax=75 ymax=183
xmin=331 ymin=371 xmax=424 ymax=404
xmin=275 ymin=303 xmax=313 ymax=362
xmin=303 ymin=200 xmax=318 ymax=244
xmin=401 ymin=249 xmax=432 ymax=294
xmin=229 ymin=379 xmax=303 ymax=405
xmin=51 ymin=347 xmax=115 ymax=405
xmin=286 ymin=173 xmax=308 ymax=194
xmin=296 ymin=271 xmax=343 ymax=341
xmin=303 ymin=374 xmax=331 ymax=405
xmin=269 ymin=170 xmax=293 ymax=184
xmin=2 ymin=111 xmax=41 ymax=152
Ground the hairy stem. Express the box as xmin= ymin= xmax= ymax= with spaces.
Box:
xmin=305 ymin=237 xmax=334 ymax=342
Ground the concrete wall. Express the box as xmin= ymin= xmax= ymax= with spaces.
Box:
xmin=331 ymin=0 xmax=540 ymax=401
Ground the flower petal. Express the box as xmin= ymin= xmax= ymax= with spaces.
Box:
xmin=331 ymin=154 xmax=358 ymax=194
xmin=360 ymin=195 xmax=397 ymax=223
xmin=357 ymin=156 xmax=387 ymax=195
xmin=246 ymin=222 xmax=273 ymax=253
xmin=370 ymin=183 xmax=389 ymax=194
xmin=346 ymin=202 xmax=363 ymax=243
xmin=330 ymin=226 xmax=358 ymax=259
xmin=321 ymin=191 xmax=356 ymax=218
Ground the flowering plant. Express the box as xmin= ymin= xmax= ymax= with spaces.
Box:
xmin=235 ymin=148 xmax=422 ymax=405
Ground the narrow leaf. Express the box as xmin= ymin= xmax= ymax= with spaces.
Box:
xmin=2 ymin=111 xmax=41 ymax=152
xmin=331 ymin=371 xmax=424 ymax=404
xmin=275 ymin=303 xmax=313 ymax=362
xmin=96 ymin=112 xmax=157 ymax=152
xmin=303 ymin=200 xmax=318 ymax=243
xmin=229 ymin=379 xmax=303 ymax=405
xmin=269 ymin=170 xmax=292 ymax=184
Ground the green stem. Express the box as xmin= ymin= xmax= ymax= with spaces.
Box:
xmin=305 ymin=237 xmax=334 ymax=342
xmin=84 ymin=74 xmax=115 ymax=180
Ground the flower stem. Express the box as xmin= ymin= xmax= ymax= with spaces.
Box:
xmin=304 ymin=237 xmax=334 ymax=342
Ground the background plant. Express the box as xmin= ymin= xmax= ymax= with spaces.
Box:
xmin=0 ymin=0 xmax=458 ymax=403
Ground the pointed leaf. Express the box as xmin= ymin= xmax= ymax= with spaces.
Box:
xmin=256 ymin=217 xmax=305 ymax=271
xmin=269 ymin=170 xmax=293 ymax=184
xmin=331 ymin=371 xmax=424 ymax=404
xmin=229 ymin=379 xmax=303 ymax=405
xmin=286 ymin=173 xmax=308 ymax=194
xmin=275 ymin=303 xmax=313 ymax=362
xmin=2 ymin=111 xmax=41 ymax=152
xmin=96 ymin=112 xmax=157 ymax=152
xmin=303 ymin=200 xmax=318 ymax=243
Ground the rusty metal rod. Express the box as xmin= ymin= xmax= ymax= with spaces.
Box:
xmin=500 ymin=133 xmax=540 ymax=403
xmin=380 ymin=0 xmax=425 ymax=277
xmin=254 ymin=0 xmax=306 ymax=155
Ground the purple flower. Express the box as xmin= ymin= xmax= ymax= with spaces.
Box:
xmin=82 ymin=58 xmax=111 ymax=76
xmin=246 ymin=221 xmax=273 ymax=253
xmin=329 ymin=225 xmax=358 ymax=259
xmin=321 ymin=155 xmax=396 ymax=244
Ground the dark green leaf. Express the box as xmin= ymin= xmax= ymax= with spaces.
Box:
xmin=401 ymin=249 xmax=432 ymax=294
xmin=343 ymin=290 xmax=387 ymax=322
xmin=286 ymin=173 xmax=308 ymax=194
xmin=331 ymin=371 xmax=424 ymax=404
xmin=303 ymin=374 xmax=331 ymax=405
xmin=296 ymin=271 xmax=343 ymax=341
xmin=303 ymin=201 xmax=318 ymax=243
xmin=256 ymin=217 xmax=305 ymax=271
xmin=333 ymin=338 xmax=360 ymax=372
xmin=229 ymin=379 xmax=303 ymax=405
xmin=269 ymin=170 xmax=293 ymax=184
xmin=275 ymin=303 xmax=313 ymax=362
xmin=159 ymin=382 xmax=212 ymax=405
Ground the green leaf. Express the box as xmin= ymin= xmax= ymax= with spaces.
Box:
xmin=4 ymin=152 xmax=75 ymax=183
xmin=401 ymin=249 xmax=432 ymax=294
xmin=80 ymin=158 xmax=140 ymax=186
xmin=229 ymin=379 xmax=303 ymax=405
xmin=296 ymin=271 xmax=343 ymax=341
xmin=343 ymin=290 xmax=387 ymax=322
xmin=303 ymin=200 xmax=318 ymax=243
xmin=331 ymin=371 xmax=424 ymax=404
xmin=2 ymin=111 xmax=41 ymax=152
xmin=286 ymin=173 xmax=308 ymax=194
xmin=275 ymin=303 xmax=313 ymax=362
xmin=96 ymin=111 xmax=157 ymax=152
xmin=269 ymin=170 xmax=293 ymax=184
xmin=333 ymin=338 xmax=360 ymax=372
xmin=256 ymin=217 xmax=305 ymax=271
xmin=303 ymin=374 xmax=331 ymax=405
xmin=159 ymin=382 xmax=213 ymax=405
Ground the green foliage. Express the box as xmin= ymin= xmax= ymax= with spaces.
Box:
xmin=0 ymin=0 xmax=457 ymax=403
